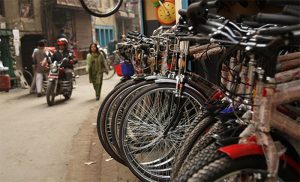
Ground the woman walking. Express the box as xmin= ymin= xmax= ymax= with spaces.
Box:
xmin=87 ymin=43 xmax=108 ymax=100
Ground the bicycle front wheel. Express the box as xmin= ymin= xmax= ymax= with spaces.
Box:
xmin=119 ymin=82 xmax=205 ymax=181
xmin=79 ymin=0 xmax=123 ymax=17
xmin=103 ymin=58 xmax=115 ymax=80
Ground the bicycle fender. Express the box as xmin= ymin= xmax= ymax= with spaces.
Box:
xmin=154 ymin=78 xmax=200 ymax=94
xmin=218 ymin=143 xmax=263 ymax=159
xmin=219 ymin=143 xmax=300 ymax=173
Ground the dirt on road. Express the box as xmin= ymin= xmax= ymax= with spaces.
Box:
xmin=65 ymin=105 xmax=139 ymax=182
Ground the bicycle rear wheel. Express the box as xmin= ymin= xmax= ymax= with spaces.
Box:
xmin=79 ymin=0 xmax=123 ymax=17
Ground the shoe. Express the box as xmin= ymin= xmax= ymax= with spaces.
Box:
xmin=96 ymin=97 xmax=99 ymax=100
xmin=37 ymin=93 xmax=42 ymax=97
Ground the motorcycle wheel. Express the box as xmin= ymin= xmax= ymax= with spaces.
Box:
xmin=63 ymin=82 xmax=73 ymax=100
xmin=46 ymin=80 xmax=55 ymax=106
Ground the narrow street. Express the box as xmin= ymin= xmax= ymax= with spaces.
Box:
xmin=0 ymin=75 xmax=138 ymax=182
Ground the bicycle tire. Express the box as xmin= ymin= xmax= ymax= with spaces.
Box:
xmin=103 ymin=57 xmax=115 ymax=80
xmin=97 ymin=78 xmax=147 ymax=165
xmin=119 ymin=82 xmax=206 ymax=181
xmin=183 ymin=147 xmax=300 ymax=182
xmin=110 ymin=80 xmax=156 ymax=154
xmin=171 ymin=115 xmax=215 ymax=179
xmin=79 ymin=0 xmax=123 ymax=17
xmin=174 ymin=120 xmax=225 ymax=181
xmin=23 ymin=70 xmax=33 ymax=85
xmin=96 ymin=79 xmax=131 ymax=165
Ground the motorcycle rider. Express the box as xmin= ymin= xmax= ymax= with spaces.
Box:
xmin=51 ymin=38 xmax=77 ymax=83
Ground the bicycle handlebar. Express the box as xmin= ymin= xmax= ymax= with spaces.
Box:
xmin=255 ymin=13 xmax=300 ymax=25
xmin=258 ymin=0 xmax=300 ymax=6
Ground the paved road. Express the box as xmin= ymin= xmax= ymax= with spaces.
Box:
xmin=0 ymin=75 xmax=138 ymax=182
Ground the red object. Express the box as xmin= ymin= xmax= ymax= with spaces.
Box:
xmin=0 ymin=73 xmax=11 ymax=92
xmin=262 ymin=88 xmax=267 ymax=97
xmin=46 ymin=47 xmax=56 ymax=54
xmin=115 ymin=64 xmax=123 ymax=76
xmin=219 ymin=143 xmax=300 ymax=174
xmin=218 ymin=143 xmax=263 ymax=159
xmin=211 ymin=90 xmax=224 ymax=100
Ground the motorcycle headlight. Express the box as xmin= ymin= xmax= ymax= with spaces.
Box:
xmin=51 ymin=68 xmax=58 ymax=73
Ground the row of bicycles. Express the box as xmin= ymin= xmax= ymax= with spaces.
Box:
xmin=96 ymin=0 xmax=300 ymax=181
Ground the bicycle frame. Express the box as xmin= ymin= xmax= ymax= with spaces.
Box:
xmin=219 ymin=51 xmax=300 ymax=181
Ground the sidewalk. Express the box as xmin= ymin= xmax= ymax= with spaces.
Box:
xmin=65 ymin=106 xmax=139 ymax=182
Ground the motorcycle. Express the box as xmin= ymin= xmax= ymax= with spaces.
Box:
xmin=45 ymin=57 xmax=74 ymax=106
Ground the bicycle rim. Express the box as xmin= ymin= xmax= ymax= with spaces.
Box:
xmin=79 ymin=0 xmax=123 ymax=17
xmin=119 ymin=83 xmax=205 ymax=181
xmin=111 ymin=80 xmax=155 ymax=155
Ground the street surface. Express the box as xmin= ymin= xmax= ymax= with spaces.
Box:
xmin=0 ymin=75 xmax=138 ymax=182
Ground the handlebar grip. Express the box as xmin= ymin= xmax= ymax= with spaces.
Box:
xmin=178 ymin=9 xmax=187 ymax=17
xmin=258 ymin=24 xmax=300 ymax=35
xmin=126 ymin=34 xmax=137 ymax=40
xmin=282 ymin=6 xmax=300 ymax=17
xmin=140 ymin=43 xmax=151 ymax=50
xmin=242 ymin=21 xmax=265 ymax=28
xmin=187 ymin=1 xmax=208 ymax=25
xmin=127 ymin=31 xmax=140 ymax=36
xmin=259 ymin=0 xmax=300 ymax=6
xmin=255 ymin=13 xmax=300 ymax=25
xmin=197 ymin=24 xmax=215 ymax=34
xmin=206 ymin=0 xmax=217 ymax=8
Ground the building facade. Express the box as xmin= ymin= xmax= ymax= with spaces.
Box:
xmin=0 ymin=0 xmax=94 ymax=86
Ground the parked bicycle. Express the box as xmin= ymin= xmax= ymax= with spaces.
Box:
xmin=81 ymin=0 xmax=300 ymax=181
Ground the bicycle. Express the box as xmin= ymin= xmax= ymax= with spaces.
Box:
xmin=172 ymin=1 xmax=300 ymax=181
xmin=22 ymin=66 xmax=33 ymax=86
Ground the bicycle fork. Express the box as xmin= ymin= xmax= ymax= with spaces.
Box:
xmin=163 ymin=41 xmax=189 ymax=137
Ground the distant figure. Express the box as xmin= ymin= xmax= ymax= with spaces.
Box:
xmin=32 ymin=40 xmax=48 ymax=97
xmin=86 ymin=43 xmax=108 ymax=100
xmin=107 ymin=40 xmax=117 ymax=56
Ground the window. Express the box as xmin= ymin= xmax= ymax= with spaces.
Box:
xmin=95 ymin=26 xmax=114 ymax=48
xmin=0 ymin=0 xmax=4 ymax=17
xmin=19 ymin=0 xmax=34 ymax=18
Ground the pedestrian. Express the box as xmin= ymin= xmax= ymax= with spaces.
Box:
xmin=32 ymin=40 xmax=48 ymax=97
xmin=29 ymin=47 xmax=38 ymax=94
xmin=30 ymin=39 xmax=49 ymax=94
xmin=86 ymin=43 xmax=108 ymax=100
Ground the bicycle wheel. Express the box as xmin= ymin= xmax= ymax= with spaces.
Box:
xmin=96 ymin=79 xmax=131 ymax=165
xmin=178 ymin=143 xmax=300 ymax=182
xmin=97 ymin=78 xmax=144 ymax=165
xmin=119 ymin=82 xmax=206 ymax=181
xmin=171 ymin=115 xmax=214 ymax=179
xmin=110 ymin=80 xmax=156 ymax=154
xmin=79 ymin=0 xmax=123 ymax=17
xmin=23 ymin=70 xmax=33 ymax=85
xmin=103 ymin=57 xmax=115 ymax=80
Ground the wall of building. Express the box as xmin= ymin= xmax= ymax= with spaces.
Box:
xmin=3 ymin=0 xmax=42 ymax=33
